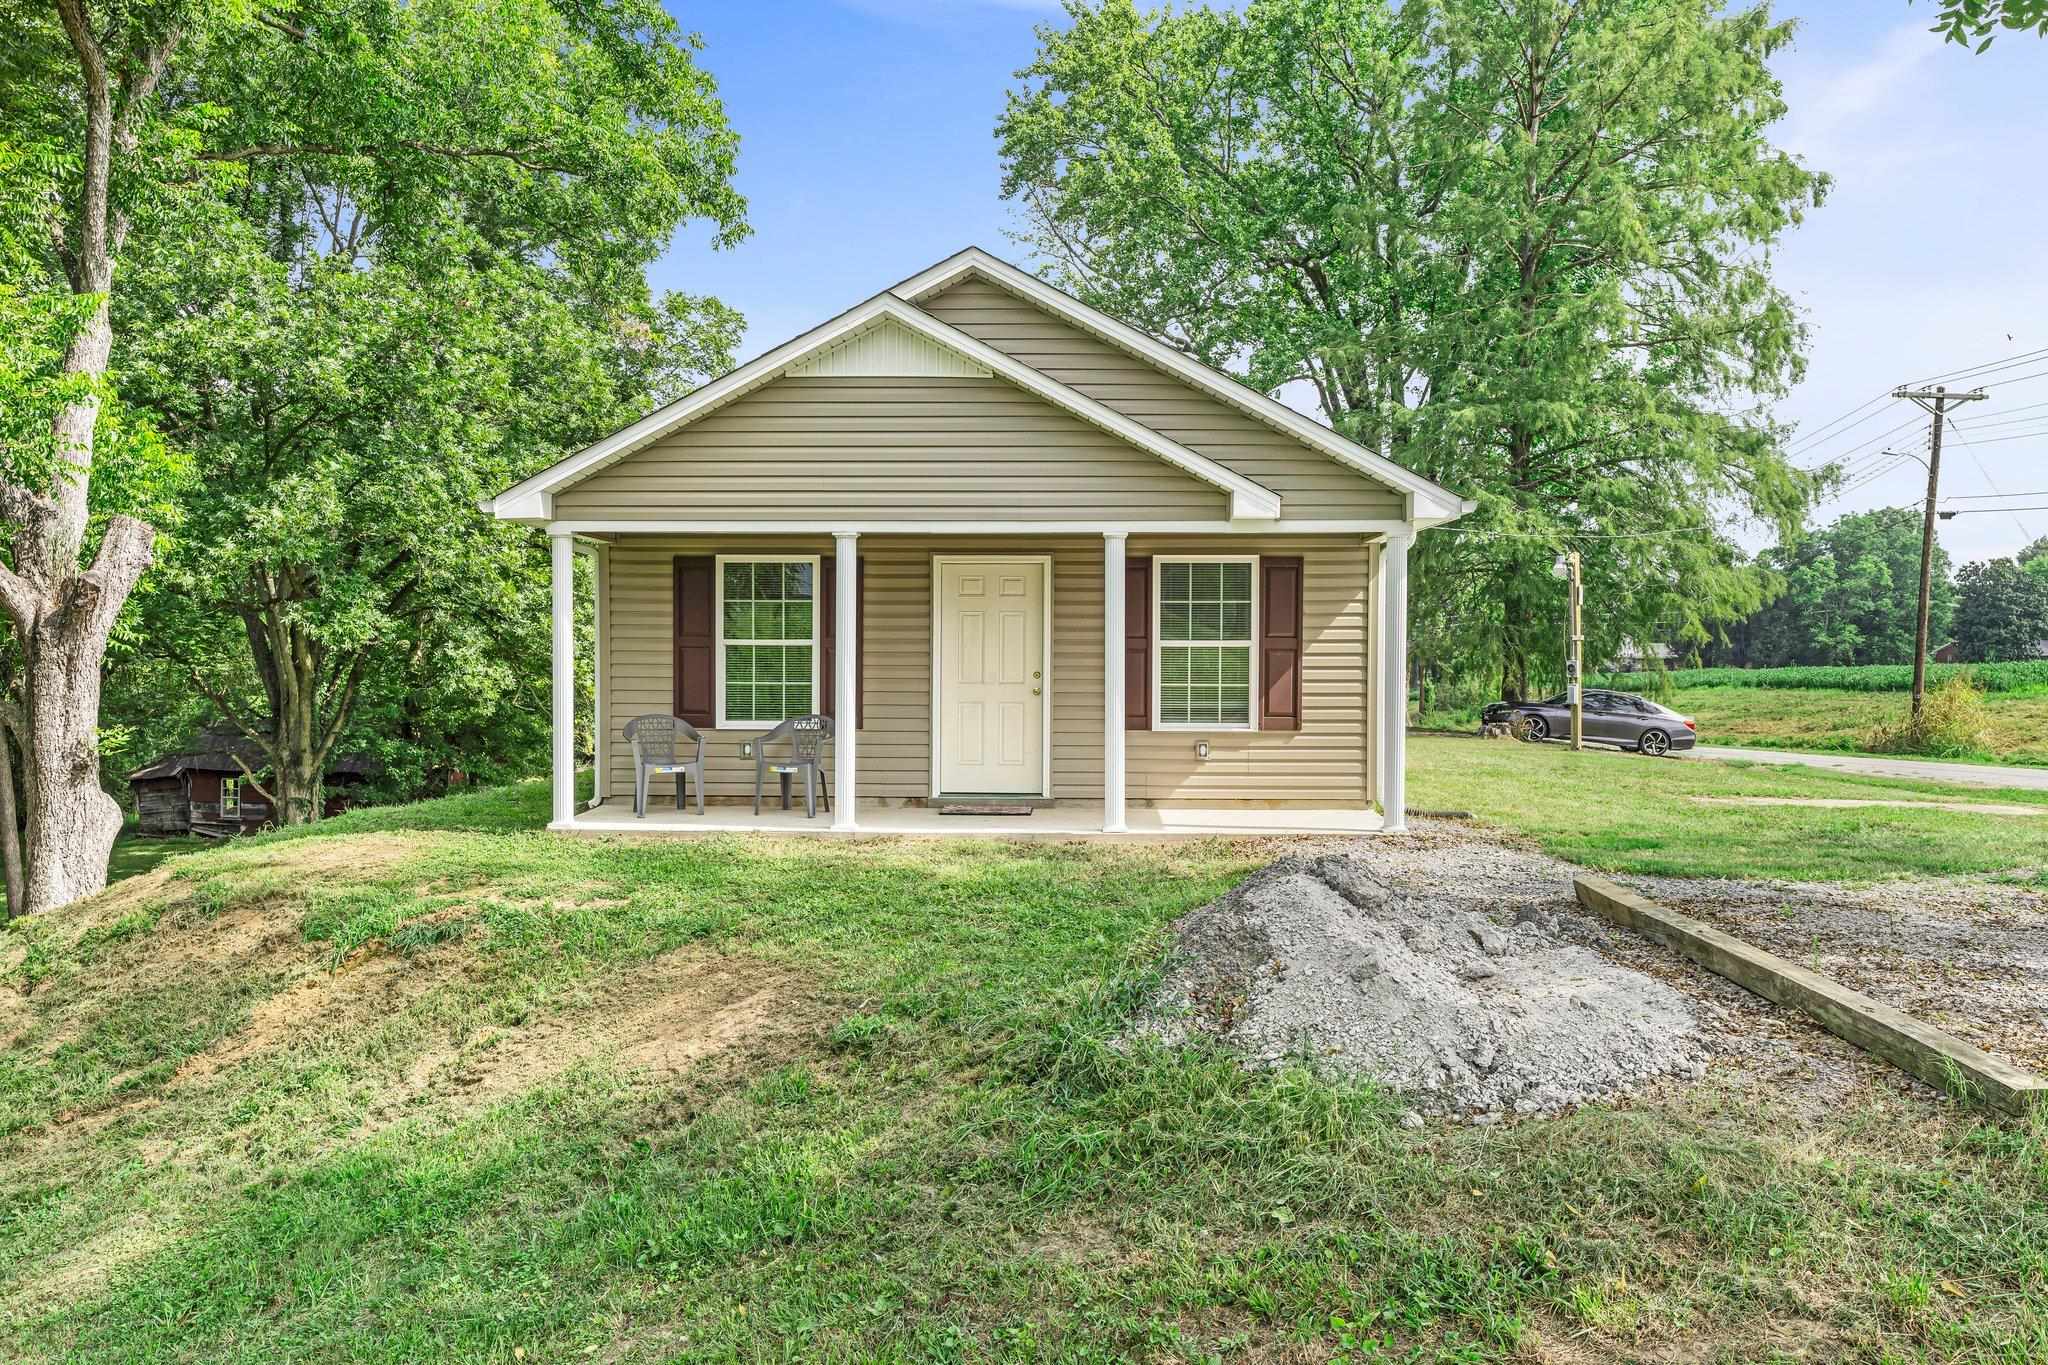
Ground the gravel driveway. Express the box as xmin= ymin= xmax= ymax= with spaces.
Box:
xmin=1306 ymin=820 xmax=2048 ymax=1113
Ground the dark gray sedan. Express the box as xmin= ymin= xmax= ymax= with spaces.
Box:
xmin=1480 ymin=690 xmax=1697 ymax=756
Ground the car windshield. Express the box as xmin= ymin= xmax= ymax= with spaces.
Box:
xmin=1541 ymin=694 xmax=1567 ymax=706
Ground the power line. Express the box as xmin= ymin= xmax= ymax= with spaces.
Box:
xmin=1913 ymin=344 xmax=2048 ymax=387
xmin=1939 ymin=506 xmax=2048 ymax=517
xmin=1942 ymin=490 xmax=2048 ymax=500
xmin=1947 ymin=410 xmax=2048 ymax=431
xmin=1787 ymin=393 xmax=1901 ymax=454
xmin=1942 ymin=414 xmax=2035 ymax=540
xmin=1978 ymin=364 xmax=2048 ymax=389
xmin=1954 ymin=396 xmax=2048 ymax=423
xmin=1800 ymin=412 xmax=1928 ymax=470
xmin=1933 ymin=427 xmax=2048 ymax=445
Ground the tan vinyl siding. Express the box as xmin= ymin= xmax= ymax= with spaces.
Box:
xmin=598 ymin=534 xmax=1372 ymax=809
xmin=553 ymin=375 xmax=1227 ymax=522
xmin=1126 ymin=536 xmax=1371 ymax=805
xmin=918 ymin=278 xmax=1404 ymax=520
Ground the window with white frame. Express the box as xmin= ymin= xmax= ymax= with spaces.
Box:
xmin=1155 ymin=556 xmax=1257 ymax=729
xmin=717 ymin=556 xmax=818 ymax=727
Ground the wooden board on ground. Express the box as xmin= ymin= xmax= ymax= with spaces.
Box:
xmin=1573 ymin=874 xmax=2048 ymax=1116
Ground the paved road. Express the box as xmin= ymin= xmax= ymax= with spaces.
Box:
xmin=1686 ymin=744 xmax=2048 ymax=792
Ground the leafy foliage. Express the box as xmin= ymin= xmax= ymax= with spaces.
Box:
xmin=1952 ymin=548 xmax=2048 ymax=664
xmin=1716 ymin=509 xmax=1953 ymax=668
xmin=1924 ymin=0 xmax=2048 ymax=49
xmin=8 ymin=0 xmax=749 ymax=819
xmin=999 ymin=0 xmax=1827 ymax=698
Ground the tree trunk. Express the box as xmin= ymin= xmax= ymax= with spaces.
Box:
xmin=0 ymin=711 xmax=25 ymax=920
xmin=0 ymin=315 xmax=157 ymax=914
xmin=212 ymin=599 xmax=365 ymax=827
xmin=0 ymin=4 xmax=170 ymax=913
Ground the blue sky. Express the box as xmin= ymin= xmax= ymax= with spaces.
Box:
xmin=655 ymin=2 xmax=2048 ymax=564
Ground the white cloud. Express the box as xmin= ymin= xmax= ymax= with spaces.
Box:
xmin=1778 ymin=23 xmax=1944 ymax=177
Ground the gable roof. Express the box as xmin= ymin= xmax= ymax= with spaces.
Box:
xmin=488 ymin=290 xmax=1282 ymax=523
xmin=891 ymin=249 xmax=1470 ymax=527
xmin=127 ymin=729 xmax=381 ymax=783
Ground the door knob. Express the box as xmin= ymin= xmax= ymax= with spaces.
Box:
xmin=1031 ymin=686 xmax=1042 ymax=696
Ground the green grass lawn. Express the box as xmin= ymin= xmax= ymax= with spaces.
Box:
xmin=1407 ymin=733 xmax=2048 ymax=881
xmin=105 ymin=831 xmax=197 ymax=885
xmin=3 ymin=777 xmax=2045 ymax=1361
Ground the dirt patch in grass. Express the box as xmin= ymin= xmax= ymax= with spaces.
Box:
xmin=11 ymin=1214 xmax=169 ymax=1316
xmin=379 ymin=950 xmax=819 ymax=1126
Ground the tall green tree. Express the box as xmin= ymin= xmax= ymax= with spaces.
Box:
xmin=1727 ymin=509 xmax=1953 ymax=667
xmin=123 ymin=231 xmax=737 ymax=825
xmin=998 ymin=0 xmax=1825 ymax=698
xmin=1 ymin=0 xmax=743 ymax=904
xmin=1952 ymin=556 xmax=2048 ymax=663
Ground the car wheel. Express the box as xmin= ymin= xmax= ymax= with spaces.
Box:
xmin=1638 ymin=729 xmax=1670 ymax=757
xmin=1516 ymin=713 xmax=1549 ymax=742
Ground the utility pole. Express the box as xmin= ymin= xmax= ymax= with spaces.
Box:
xmin=1891 ymin=384 xmax=1985 ymax=718
xmin=1555 ymin=551 xmax=1584 ymax=750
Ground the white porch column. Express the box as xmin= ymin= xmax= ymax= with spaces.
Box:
xmin=1103 ymin=531 xmax=1128 ymax=832
xmin=1378 ymin=529 xmax=1413 ymax=833
xmin=550 ymin=530 xmax=576 ymax=827
xmin=833 ymin=531 xmax=859 ymax=830
xmin=590 ymin=542 xmax=609 ymax=805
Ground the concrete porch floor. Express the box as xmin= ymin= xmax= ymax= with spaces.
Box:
xmin=555 ymin=800 xmax=1382 ymax=839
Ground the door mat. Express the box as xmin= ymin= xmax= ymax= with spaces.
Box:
xmin=937 ymin=804 xmax=1036 ymax=816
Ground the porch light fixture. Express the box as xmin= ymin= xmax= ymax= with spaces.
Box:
xmin=1196 ymin=741 xmax=1210 ymax=759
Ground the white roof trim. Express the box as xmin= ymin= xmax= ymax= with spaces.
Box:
xmin=487 ymin=292 xmax=1281 ymax=523
xmin=892 ymin=247 xmax=1471 ymax=525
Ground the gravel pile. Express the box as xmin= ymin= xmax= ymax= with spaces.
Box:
xmin=1139 ymin=852 xmax=1707 ymax=1119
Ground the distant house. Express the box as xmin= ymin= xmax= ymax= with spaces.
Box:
xmin=127 ymin=730 xmax=375 ymax=837
xmin=1933 ymin=641 xmax=1961 ymax=664
xmin=1605 ymin=641 xmax=1678 ymax=673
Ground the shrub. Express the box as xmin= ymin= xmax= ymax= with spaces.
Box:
xmin=1863 ymin=676 xmax=1993 ymax=759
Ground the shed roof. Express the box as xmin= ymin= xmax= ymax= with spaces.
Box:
xmin=127 ymin=731 xmax=379 ymax=783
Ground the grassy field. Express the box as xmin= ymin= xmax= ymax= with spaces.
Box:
xmin=1421 ymin=661 xmax=2048 ymax=769
xmin=4 ymin=769 xmax=2047 ymax=1360
xmin=1660 ymin=686 xmax=2048 ymax=768
xmin=1595 ymin=662 xmax=2048 ymax=695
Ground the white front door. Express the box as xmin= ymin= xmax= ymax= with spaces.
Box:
xmin=936 ymin=558 xmax=1047 ymax=795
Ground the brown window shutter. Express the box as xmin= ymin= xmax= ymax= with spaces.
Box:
xmin=1125 ymin=555 xmax=1151 ymax=730
xmin=1259 ymin=556 xmax=1303 ymax=731
xmin=820 ymin=558 xmax=834 ymax=720
xmin=673 ymin=556 xmax=716 ymax=728
xmin=820 ymin=557 xmax=866 ymax=727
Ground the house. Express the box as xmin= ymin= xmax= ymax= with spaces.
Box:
xmin=1605 ymin=641 xmax=1678 ymax=673
xmin=487 ymin=248 xmax=1469 ymax=835
xmin=127 ymin=730 xmax=375 ymax=837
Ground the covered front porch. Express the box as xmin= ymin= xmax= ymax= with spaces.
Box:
xmin=544 ymin=525 xmax=1414 ymax=839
